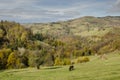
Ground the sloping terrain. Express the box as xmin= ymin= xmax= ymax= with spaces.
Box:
xmin=0 ymin=52 xmax=120 ymax=80
xmin=23 ymin=16 xmax=120 ymax=37
xmin=23 ymin=16 xmax=120 ymax=54
xmin=0 ymin=16 xmax=120 ymax=70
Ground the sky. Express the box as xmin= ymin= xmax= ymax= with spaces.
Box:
xmin=0 ymin=0 xmax=120 ymax=23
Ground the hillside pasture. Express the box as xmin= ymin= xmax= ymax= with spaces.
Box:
xmin=0 ymin=52 xmax=120 ymax=80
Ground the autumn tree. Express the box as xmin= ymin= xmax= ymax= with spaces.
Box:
xmin=0 ymin=48 xmax=12 ymax=69
xmin=7 ymin=51 xmax=17 ymax=69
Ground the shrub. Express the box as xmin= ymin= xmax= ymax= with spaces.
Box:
xmin=16 ymin=58 xmax=26 ymax=68
xmin=28 ymin=52 xmax=36 ymax=67
xmin=77 ymin=56 xmax=90 ymax=63
xmin=15 ymin=56 xmax=29 ymax=68
xmin=54 ymin=57 xmax=63 ymax=66
xmin=63 ymin=58 xmax=71 ymax=65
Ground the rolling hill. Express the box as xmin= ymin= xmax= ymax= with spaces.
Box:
xmin=23 ymin=16 xmax=120 ymax=37
xmin=0 ymin=16 xmax=120 ymax=70
xmin=23 ymin=16 xmax=120 ymax=54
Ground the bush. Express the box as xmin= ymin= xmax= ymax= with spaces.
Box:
xmin=77 ymin=56 xmax=90 ymax=63
xmin=16 ymin=58 xmax=26 ymax=68
xmin=54 ymin=57 xmax=63 ymax=66
xmin=63 ymin=58 xmax=71 ymax=65
xmin=28 ymin=52 xmax=36 ymax=67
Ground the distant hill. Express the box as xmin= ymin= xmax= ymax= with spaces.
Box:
xmin=23 ymin=16 xmax=120 ymax=37
xmin=23 ymin=16 xmax=120 ymax=54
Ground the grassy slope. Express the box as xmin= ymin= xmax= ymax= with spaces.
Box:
xmin=0 ymin=51 xmax=120 ymax=80
xmin=23 ymin=16 xmax=120 ymax=37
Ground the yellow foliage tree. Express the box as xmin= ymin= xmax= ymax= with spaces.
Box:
xmin=0 ymin=48 xmax=12 ymax=69
xmin=7 ymin=52 xmax=17 ymax=69
xmin=54 ymin=57 xmax=63 ymax=66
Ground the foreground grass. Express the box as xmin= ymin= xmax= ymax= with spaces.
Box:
xmin=0 ymin=52 xmax=120 ymax=80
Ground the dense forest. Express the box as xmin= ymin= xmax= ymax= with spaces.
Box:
xmin=0 ymin=16 xmax=120 ymax=70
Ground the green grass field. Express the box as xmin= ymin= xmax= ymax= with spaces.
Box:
xmin=0 ymin=52 xmax=120 ymax=80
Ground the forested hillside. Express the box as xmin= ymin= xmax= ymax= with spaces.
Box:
xmin=23 ymin=16 xmax=120 ymax=55
xmin=0 ymin=21 xmax=54 ymax=69
xmin=0 ymin=16 xmax=120 ymax=70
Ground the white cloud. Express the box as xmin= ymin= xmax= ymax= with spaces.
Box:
xmin=0 ymin=0 xmax=119 ymax=23
xmin=109 ymin=0 xmax=120 ymax=13
xmin=0 ymin=0 xmax=83 ymax=20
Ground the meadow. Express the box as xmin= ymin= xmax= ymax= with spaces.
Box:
xmin=0 ymin=51 xmax=120 ymax=80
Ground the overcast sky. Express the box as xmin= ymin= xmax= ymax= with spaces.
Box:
xmin=0 ymin=0 xmax=120 ymax=23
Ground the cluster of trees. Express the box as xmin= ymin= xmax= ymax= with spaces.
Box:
xmin=0 ymin=21 xmax=46 ymax=69
xmin=0 ymin=20 xmax=120 ymax=70
xmin=0 ymin=21 xmax=72 ymax=69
